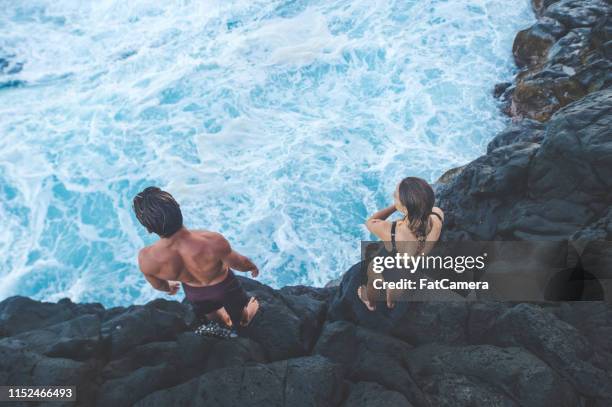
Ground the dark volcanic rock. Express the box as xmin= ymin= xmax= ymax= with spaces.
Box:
xmin=544 ymin=0 xmax=610 ymax=29
xmin=532 ymin=0 xmax=563 ymax=17
xmin=408 ymin=344 xmax=578 ymax=407
xmin=0 ymin=292 xmax=611 ymax=406
xmin=415 ymin=372 xmax=518 ymax=407
xmin=0 ymin=339 xmax=99 ymax=405
xmin=509 ymin=0 xmax=611 ymax=120
xmin=0 ymin=296 xmax=104 ymax=337
xmin=438 ymin=89 xmax=612 ymax=241
xmin=513 ymin=17 xmax=567 ymax=68
xmin=238 ymin=277 xmax=329 ymax=360
xmin=343 ymin=382 xmax=413 ymax=407
xmin=314 ymin=320 xmax=428 ymax=406
xmin=484 ymin=303 xmax=612 ymax=402
xmin=486 ymin=119 xmax=545 ymax=153
xmin=553 ymin=301 xmax=612 ymax=354
xmin=133 ymin=356 xmax=345 ymax=407
xmin=101 ymin=299 xmax=189 ymax=357
xmin=97 ymin=333 xmax=265 ymax=407
xmin=2 ymin=314 xmax=102 ymax=360
xmin=528 ymin=89 xmax=612 ymax=200
xmin=493 ymin=81 xmax=513 ymax=98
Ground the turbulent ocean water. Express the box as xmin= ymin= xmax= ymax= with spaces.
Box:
xmin=0 ymin=0 xmax=533 ymax=306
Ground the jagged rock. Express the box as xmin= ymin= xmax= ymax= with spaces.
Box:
xmin=483 ymin=303 xmax=612 ymax=402
xmin=467 ymin=302 xmax=511 ymax=341
xmin=435 ymin=165 xmax=466 ymax=186
xmin=553 ymin=301 xmax=612 ymax=354
xmin=544 ymin=0 xmax=610 ymax=29
xmin=132 ymin=356 xmax=345 ymax=407
xmin=486 ymin=119 xmax=545 ymax=153
xmin=532 ymin=0 xmax=562 ymax=17
xmin=0 ymin=339 xmax=99 ymax=405
xmin=528 ymin=89 xmax=612 ymax=200
xmin=238 ymin=278 xmax=328 ymax=360
xmin=342 ymin=382 xmax=413 ymax=407
xmin=314 ymin=320 xmax=428 ymax=406
xmin=494 ymin=82 xmax=513 ymax=99
xmin=513 ymin=17 xmax=567 ymax=68
xmin=408 ymin=344 xmax=578 ymax=407
xmin=437 ymin=142 xmax=539 ymax=240
xmin=509 ymin=0 xmax=611 ymax=121
xmin=97 ymin=364 xmax=175 ymax=407
xmin=1 ymin=314 xmax=102 ymax=360
xmin=101 ymin=300 xmax=188 ymax=358
xmin=420 ymin=372 xmax=519 ymax=407
xmin=439 ymin=89 xmax=612 ymax=241
xmin=0 ymin=296 xmax=104 ymax=337
xmin=511 ymin=71 xmax=587 ymax=121
xmin=278 ymin=285 xmax=332 ymax=350
xmin=97 ymin=333 xmax=266 ymax=407
xmin=591 ymin=15 xmax=612 ymax=58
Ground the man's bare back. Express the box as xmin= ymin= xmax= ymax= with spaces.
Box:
xmin=138 ymin=228 xmax=259 ymax=292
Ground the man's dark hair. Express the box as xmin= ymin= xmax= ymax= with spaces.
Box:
xmin=133 ymin=186 xmax=183 ymax=238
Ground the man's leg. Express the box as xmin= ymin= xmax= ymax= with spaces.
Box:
xmin=222 ymin=278 xmax=259 ymax=328
xmin=191 ymin=300 xmax=223 ymax=324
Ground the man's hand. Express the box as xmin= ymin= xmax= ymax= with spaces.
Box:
xmin=251 ymin=267 xmax=259 ymax=278
xmin=167 ymin=281 xmax=180 ymax=295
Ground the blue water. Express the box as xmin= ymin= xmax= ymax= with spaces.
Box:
xmin=0 ymin=0 xmax=533 ymax=306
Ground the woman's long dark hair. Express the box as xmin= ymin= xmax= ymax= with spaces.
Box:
xmin=398 ymin=177 xmax=435 ymax=241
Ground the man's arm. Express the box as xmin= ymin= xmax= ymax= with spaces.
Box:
xmin=144 ymin=273 xmax=171 ymax=292
xmin=212 ymin=234 xmax=259 ymax=278
xmin=138 ymin=250 xmax=179 ymax=294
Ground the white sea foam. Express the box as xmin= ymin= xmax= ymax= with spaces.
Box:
xmin=0 ymin=0 xmax=533 ymax=306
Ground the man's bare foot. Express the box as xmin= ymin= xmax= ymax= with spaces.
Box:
xmin=357 ymin=285 xmax=376 ymax=311
xmin=240 ymin=297 xmax=260 ymax=327
xmin=206 ymin=308 xmax=233 ymax=327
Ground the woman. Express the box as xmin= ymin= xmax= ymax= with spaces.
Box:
xmin=357 ymin=176 xmax=444 ymax=310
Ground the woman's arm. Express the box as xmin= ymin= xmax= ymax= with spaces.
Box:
xmin=367 ymin=204 xmax=397 ymax=221
xmin=365 ymin=205 xmax=396 ymax=240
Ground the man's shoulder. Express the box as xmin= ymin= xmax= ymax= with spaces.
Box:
xmin=192 ymin=230 xmax=226 ymax=243
xmin=191 ymin=230 xmax=231 ymax=254
xmin=138 ymin=244 xmax=155 ymax=257
xmin=137 ymin=246 xmax=157 ymax=271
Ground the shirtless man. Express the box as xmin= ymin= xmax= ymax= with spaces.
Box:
xmin=133 ymin=186 xmax=259 ymax=330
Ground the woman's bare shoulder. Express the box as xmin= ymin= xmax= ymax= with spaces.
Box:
xmin=432 ymin=206 xmax=444 ymax=220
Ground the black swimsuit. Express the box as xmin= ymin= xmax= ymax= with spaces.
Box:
xmin=390 ymin=211 xmax=443 ymax=252
xmin=361 ymin=212 xmax=443 ymax=285
xmin=182 ymin=270 xmax=249 ymax=328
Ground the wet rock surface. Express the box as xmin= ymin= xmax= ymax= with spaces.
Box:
xmin=1 ymin=1 xmax=611 ymax=406
xmin=507 ymin=0 xmax=611 ymax=121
